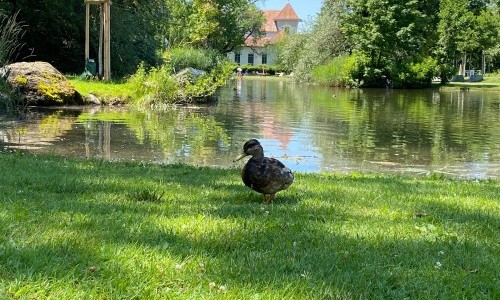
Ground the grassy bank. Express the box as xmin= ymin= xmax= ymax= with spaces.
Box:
xmin=66 ymin=73 xmax=500 ymax=104
xmin=68 ymin=77 xmax=135 ymax=104
xmin=438 ymin=73 xmax=500 ymax=91
xmin=0 ymin=152 xmax=498 ymax=299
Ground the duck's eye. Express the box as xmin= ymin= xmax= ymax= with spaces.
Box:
xmin=245 ymin=141 xmax=259 ymax=149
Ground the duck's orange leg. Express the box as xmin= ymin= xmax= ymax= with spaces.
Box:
xmin=263 ymin=194 xmax=275 ymax=205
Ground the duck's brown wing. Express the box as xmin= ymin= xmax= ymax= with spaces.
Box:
xmin=243 ymin=157 xmax=293 ymax=194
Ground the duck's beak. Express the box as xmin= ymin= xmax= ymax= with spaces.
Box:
xmin=233 ymin=152 xmax=248 ymax=162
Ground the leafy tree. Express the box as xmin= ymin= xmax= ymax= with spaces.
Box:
xmin=1 ymin=1 xmax=85 ymax=73
xmin=274 ymin=32 xmax=308 ymax=74
xmin=341 ymin=0 xmax=440 ymax=86
xmin=276 ymin=0 xmax=348 ymax=82
xmin=1 ymin=0 xmax=167 ymax=77
xmin=164 ymin=0 xmax=264 ymax=53
xmin=104 ymin=0 xmax=168 ymax=77
xmin=485 ymin=1 xmax=500 ymax=71
xmin=436 ymin=0 xmax=499 ymax=79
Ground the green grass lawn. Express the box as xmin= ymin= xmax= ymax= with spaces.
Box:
xmin=438 ymin=72 xmax=500 ymax=91
xmin=0 ymin=152 xmax=498 ymax=299
xmin=68 ymin=77 xmax=136 ymax=103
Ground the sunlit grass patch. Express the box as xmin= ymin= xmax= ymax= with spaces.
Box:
xmin=68 ymin=77 xmax=135 ymax=103
xmin=0 ymin=152 xmax=498 ymax=299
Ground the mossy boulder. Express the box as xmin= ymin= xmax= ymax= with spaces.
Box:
xmin=2 ymin=61 xmax=84 ymax=105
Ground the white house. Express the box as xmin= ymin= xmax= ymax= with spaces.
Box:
xmin=227 ymin=3 xmax=302 ymax=66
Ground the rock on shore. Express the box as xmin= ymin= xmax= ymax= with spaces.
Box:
xmin=1 ymin=61 xmax=84 ymax=105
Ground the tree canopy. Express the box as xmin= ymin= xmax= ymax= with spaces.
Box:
xmin=0 ymin=0 xmax=263 ymax=78
xmin=276 ymin=0 xmax=500 ymax=87
xmin=163 ymin=0 xmax=263 ymax=53
xmin=1 ymin=0 xmax=498 ymax=85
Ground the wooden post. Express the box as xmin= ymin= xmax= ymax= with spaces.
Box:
xmin=104 ymin=1 xmax=111 ymax=80
xmin=84 ymin=0 xmax=111 ymax=80
xmin=85 ymin=3 xmax=89 ymax=60
xmin=98 ymin=4 xmax=103 ymax=78
xmin=482 ymin=51 xmax=485 ymax=75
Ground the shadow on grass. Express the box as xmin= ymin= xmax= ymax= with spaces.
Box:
xmin=0 ymin=154 xmax=498 ymax=298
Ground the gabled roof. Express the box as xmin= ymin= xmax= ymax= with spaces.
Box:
xmin=244 ymin=31 xmax=285 ymax=48
xmin=244 ymin=3 xmax=302 ymax=48
xmin=274 ymin=3 xmax=302 ymax=21
xmin=263 ymin=10 xmax=281 ymax=32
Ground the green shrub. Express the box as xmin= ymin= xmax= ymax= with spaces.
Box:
xmin=311 ymin=52 xmax=368 ymax=87
xmin=180 ymin=60 xmax=234 ymax=102
xmin=392 ymin=57 xmax=438 ymax=88
xmin=128 ymin=63 xmax=178 ymax=106
xmin=312 ymin=56 xmax=348 ymax=86
xmin=128 ymin=55 xmax=234 ymax=105
xmin=164 ymin=47 xmax=220 ymax=73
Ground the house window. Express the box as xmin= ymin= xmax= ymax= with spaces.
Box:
xmin=262 ymin=54 xmax=267 ymax=65
xmin=235 ymin=53 xmax=241 ymax=64
xmin=248 ymin=53 xmax=254 ymax=65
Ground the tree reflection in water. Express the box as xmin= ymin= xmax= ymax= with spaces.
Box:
xmin=0 ymin=79 xmax=499 ymax=179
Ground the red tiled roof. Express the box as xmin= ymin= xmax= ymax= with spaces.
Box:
xmin=263 ymin=10 xmax=280 ymax=32
xmin=274 ymin=3 xmax=302 ymax=21
xmin=244 ymin=3 xmax=301 ymax=48
xmin=244 ymin=31 xmax=285 ymax=47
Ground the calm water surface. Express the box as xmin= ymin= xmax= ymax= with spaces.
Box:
xmin=1 ymin=78 xmax=499 ymax=179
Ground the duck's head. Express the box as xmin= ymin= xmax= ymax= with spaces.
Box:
xmin=233 ymin=139 xmax=264 ymax=161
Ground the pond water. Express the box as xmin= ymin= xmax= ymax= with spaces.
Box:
xmin=1 ymin=78 xmax=499 ymax=179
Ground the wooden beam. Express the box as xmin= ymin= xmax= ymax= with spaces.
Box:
xmin=85 ymin=0 xmax=110 ymax=4
xmin=103 ymin=1 xmax=111 ymax=80
xmin=85 ymin=3 xmax=89 ymax=60
xmin=84 ymin=0 xmax=111 ymax=80
xmin=98 ymin=4 xmax=103 ymax=78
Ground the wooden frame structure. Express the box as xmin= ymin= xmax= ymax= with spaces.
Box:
xmin=85 ymin=0 xmax=111 ymax=80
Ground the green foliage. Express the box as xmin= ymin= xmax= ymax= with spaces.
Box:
xmin=164 ymin=0 xmax=264 ymax=53
xmin=275 ymin=32 xmax=308 ymax=74
xmin=282 ymin=0 xmax=499 ymax=87
xmin=179 ymin=59 xmax=234 ymax=102
xmin=127 ymin=63 xmax=179 ymax=106
xmin=106 ymin=0 xmax=166 ymax=77
xmin=312 ymin=58 xmax=346 ymax=86
xmin=128 ymin=49 xmax=234 ymax=105
xmin=164 ymin=47 xmax=219 ymax=73
xmin=436 ymin=0 xmax=500 ymax=79
xmin=312 ymin=52 xmax=368 ymax=87
xmin=391 ymin=57 xmax=439 ymax=88
xmin=276 ymin=0 xmax=348 ymax=82
xmin=1 ymin=0 xmax=167 ymax=78
xmin=339 ymin=0 xmax=441 ymax=87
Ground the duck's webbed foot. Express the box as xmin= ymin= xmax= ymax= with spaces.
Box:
xmin=263 ymin=194 xmax=275 ymax=205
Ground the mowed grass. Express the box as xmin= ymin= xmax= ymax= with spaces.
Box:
xmin=68 ymin=77 xmax=135 ymax=103
xmin=0 ymin=152 xmax=498 ymax=299
xmin=439 ymin=72 xmax=500 ymax=91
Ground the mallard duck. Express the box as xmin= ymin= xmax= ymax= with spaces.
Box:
xmin=234 ymin=139 xmax=294 ymax=204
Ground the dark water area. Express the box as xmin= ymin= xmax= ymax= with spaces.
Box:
xmin=1 ymin=78 xmax=499 ymax=179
